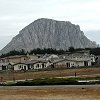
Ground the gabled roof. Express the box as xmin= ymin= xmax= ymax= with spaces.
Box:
xmin=0 ymin=62 xmax=9 ymax=66
xmin=23 ymin=59 xmax=49 ymax=65
xmin=53 ymin=58 xmax=91 ymax=64
xmin=13 ymin=63 xmax=27 ymax=66
xmin=53 ymin=59 xmax=75 ymax=64
xmin=42 ymin=54 xmax=59 ymax=59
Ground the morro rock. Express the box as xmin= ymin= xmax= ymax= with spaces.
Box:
xmin=0 ymin=18 xmax=97 ymax=54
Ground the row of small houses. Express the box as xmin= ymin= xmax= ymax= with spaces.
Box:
xmin=0 ymin=58 xmax=93 ymax=71
xmin=0 ymin=50 xmax=97 ymax=71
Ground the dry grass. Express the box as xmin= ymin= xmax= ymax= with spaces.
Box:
xmin=0 ymin=67 xmax=100 ymax=81
xmin=0 ymin=68 xmax=100 ymax=100
xmin=0 ymin=88 xmax=100 ymax=100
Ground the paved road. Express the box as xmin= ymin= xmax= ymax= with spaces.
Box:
xmin=0 ymin=85 xmax=100 ymax=90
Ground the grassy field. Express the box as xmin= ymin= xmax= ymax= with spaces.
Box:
xmin=0 ymin=67 xmax=100 ymax=100
xmin=0 ymin=67 xmax=100 ymax=81
xmin=0 ymin=87 xmax=100 ymax=100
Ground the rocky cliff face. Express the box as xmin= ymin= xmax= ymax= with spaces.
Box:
xmin=0 ymin=18 xmax=97 ymax=54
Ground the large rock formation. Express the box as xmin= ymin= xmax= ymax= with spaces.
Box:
xmin=0 ymin=18 xmax=97 ymax=54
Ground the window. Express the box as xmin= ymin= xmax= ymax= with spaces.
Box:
xmin=19 ymin=65 xmax=21 ymax=69
xmin=37 ymin=64 xmax=39 ymax=68
xmin=24 ymin=66 xmax=26 ymax=70
xmin=2 ymin=65 xmax=6 ymax=70
xmin=66 ymin=63 xmax=70 ymax=67
xmin=42 ymin=63 xmax=44 ymax=68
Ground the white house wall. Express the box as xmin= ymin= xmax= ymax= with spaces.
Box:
xmin=75 ymin=61 xmax=91 ymax=67
xmin=34 ymin=63 xmax=47 ymax=69
xmin=91 ymin=56 xmax=95 ymax=62
xmin=46 ymin=62 xmax=52 ymax=68
xmin=75 ymin=61 xmax=84 ymax=67
xmin=54 ymin=60 xmax=92 ymax=68
xmin=88 ymin=61 xmax=91 ymax=66
xmin=14 ymin=64 xmax=28 ymax=70
xmin=69 ymin=61 xmax=76 ymax=67
xmin=54 ymin=60 xmax=76 ymax=68
xmin=0 ymin=67 xmax=2 ymax=70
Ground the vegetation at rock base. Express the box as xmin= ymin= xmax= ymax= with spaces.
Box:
xmin=1 ymin=47 xmax=100 ymax=58
xmin=0 ymin=49 xmax=26 ymax=58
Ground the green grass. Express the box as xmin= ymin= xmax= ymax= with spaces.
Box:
xmin=1 ymin=76 xmax=100 ymax=86
xmin=3 ymin=78 xmax=78 ymax=86
xmin=68 ymin=76 xmax=100 ymax=81
xmin=3 ymin=77 xmax=100 ymax=86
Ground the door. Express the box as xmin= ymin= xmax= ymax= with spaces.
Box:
xmin=84 ymin=61 xmax=88 ymax=66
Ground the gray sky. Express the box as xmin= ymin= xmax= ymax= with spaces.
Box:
xmin=0 ymin=0 xmax=100 ymax=49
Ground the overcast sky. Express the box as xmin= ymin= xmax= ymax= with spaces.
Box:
xmin=0 ymin=0 xmax=100 ymax=49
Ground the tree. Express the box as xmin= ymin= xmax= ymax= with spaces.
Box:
xmin=68 ymin=47 xmax=75 ymax=52
xmin=0 ymin=49 xmax=26 ymax=58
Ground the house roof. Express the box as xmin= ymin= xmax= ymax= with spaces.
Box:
xmin=13 ymin=63 xmax=27 ymax=66
xmin=42 ymin=54 xmax=59 ymax=60
xmin=53 ymin=58 xmax=91 ymax=64
xmin=53 ymin=59 xmax=75 ymax=64
xmin=0 ymin=62 xmax=9 ymax=66
xmin=67 ymin=53 xmax=89 ymax=57
xmin=23 ymin=59 xmax=49 ymax=65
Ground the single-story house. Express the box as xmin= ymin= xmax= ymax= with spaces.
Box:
xmin=0 ymin=55 xmax=29 ymax=63
xmin=25 ymin=59 xmax=52 ymax=70
xmin=95 ymin=55 xmax=100 ymax=65
xmin=52 ymin=58 xmax=92 ymax=68
xmin=13 ymin=63 xmax=28 ymax=71
xmin=0 ymin=63 xmax=8 ymax=70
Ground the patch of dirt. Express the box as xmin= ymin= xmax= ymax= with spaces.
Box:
xmin=0 ymin=67 xmax=100 ymax=81
xmin=0 ymin=88 xmax=100 ymax=100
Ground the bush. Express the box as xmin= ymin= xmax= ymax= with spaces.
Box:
xmin=7 ymin=78 xmax=79 ymax=86
xmin=6 ymin=77 xmax=100 ymax=86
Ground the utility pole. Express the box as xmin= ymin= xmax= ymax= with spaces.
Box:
xmin=75 ymin=72 xmax=76 ymax=77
